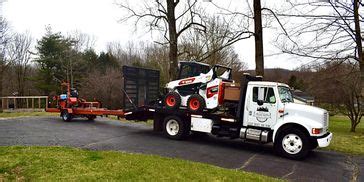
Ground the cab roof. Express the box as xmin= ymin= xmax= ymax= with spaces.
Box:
xmin=248 ymin=81 xmax=289 ymax=88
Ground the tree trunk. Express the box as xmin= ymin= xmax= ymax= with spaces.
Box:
xmin=0 ymin=67 xmax=4 ymax=97
xmin=350 ymin=119 xmax=359 ymax=132
xmin=350 ymin=124 xmax=356 ymax=132
xmin=167 ymin=0 xmax=179 ymax=81
xmin=0 ymin=73 xmax=2 ymax=97
xmin=254 ymin=0 xmax=264 ymax=77
xmin=0 ymin=69 xmax=3 ymax=112
xmin=354 ymin=0 xmax=363 ymax=98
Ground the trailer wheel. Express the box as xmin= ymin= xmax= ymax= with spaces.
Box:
xmin=163 ymin=116 xmax=188 ymax=140
xmin=187 ymin=94 xmax=205 ymax=113
xmin=164 ymin=92 xmax=181 ymax=110
xmin=87 ymin=115 xmax=96 ymax=121
xmin=61 ymin=110 xmax=73 ymax=122
xmin=274 ymin=128 xmax=310 ymax=160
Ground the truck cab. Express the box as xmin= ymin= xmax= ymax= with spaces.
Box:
xmin=240 ymin=81 xmax=332 ymax=158
xmin=243 ymin=81 xmax=329 ymax=134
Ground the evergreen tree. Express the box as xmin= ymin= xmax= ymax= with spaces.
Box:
xmin=34 ymin=28 xmax=74 ymax=94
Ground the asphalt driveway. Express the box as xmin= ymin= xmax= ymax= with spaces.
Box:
xmin=0 ymin=116 xmax=362 ymax=181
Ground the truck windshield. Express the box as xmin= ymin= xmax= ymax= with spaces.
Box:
xmin=278 ymin=86 xmax=294 ymax=103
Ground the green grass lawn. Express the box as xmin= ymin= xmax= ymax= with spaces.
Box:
xmin=0 ymin=146 xmax=280 ymax=181
xmin=0 ymin=112 xmax=57 ymax=118
xmin=325 ymin=115 xmax=364 ymax=155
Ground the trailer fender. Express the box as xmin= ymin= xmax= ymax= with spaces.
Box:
xmin=272 ymin=116 xmax=322 ymax=143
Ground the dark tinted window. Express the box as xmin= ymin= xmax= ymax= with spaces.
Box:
xmin=180 ymin=65 xmax=193 ymax=79
xmin=179 ymin=64 xmax=210 ymax=79
xmin=253 ymin=87 xmax=276 ymax=103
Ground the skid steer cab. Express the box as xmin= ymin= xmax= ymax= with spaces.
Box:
xmin=164 ymin=61 xmax=233 ymax=112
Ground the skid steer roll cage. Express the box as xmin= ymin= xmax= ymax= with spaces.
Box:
xmin=177 ymin=61 xmax=232 ymax=80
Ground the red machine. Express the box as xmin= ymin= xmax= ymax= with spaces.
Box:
xmin=46 ymin=82 xmax=124 ymax=122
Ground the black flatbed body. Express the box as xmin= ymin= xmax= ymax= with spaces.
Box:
xmin=124 ymin=105 xmax=236 ymax=122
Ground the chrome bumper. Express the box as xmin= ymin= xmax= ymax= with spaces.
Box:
xmin=317 ymin=132 xmax=333 ymax=148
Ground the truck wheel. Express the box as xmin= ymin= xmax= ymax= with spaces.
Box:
xmin=163 ymin=116 xmax=188 ymax=140
xmin=274 ymin=128 xmax=310 ymax=160
xmin=187 ymin=94 xmax=205 ymax=113
xmin=164 ymin=92 xmax=181 ymax=110
xmin=61 ymin=110 xmax=73 ymax=122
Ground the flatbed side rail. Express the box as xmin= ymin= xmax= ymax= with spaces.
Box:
xmin=46 ymin=107 xmax=125 ymax=117
xmin=124 ymin=105 xmax=238 ymax=123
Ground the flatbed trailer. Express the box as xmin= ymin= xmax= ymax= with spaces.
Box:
xmin=46 ymin=82 xmax=125 ymax=121
xmin=46 ymin=107 xmax=125 ymax=121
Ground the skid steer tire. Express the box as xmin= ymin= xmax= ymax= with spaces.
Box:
xmin=187 ymin=94 xmax=205 ymax=113
xmin=164 ymin=92 xmax=181 ymax=110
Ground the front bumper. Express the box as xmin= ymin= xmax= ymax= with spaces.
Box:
xmin=316 ymin=132 xmax=333 ymax=148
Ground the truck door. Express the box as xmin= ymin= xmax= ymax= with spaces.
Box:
xmin=246 ymin=86 xmax=277 ymax=128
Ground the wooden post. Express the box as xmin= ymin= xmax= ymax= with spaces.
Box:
xmin=26 ymin=98 xmax=29 ymax=109
xmin=13 ymin=98 xmax=17 ymax=109
xmin=32 ymin=98 xmax=34 ymax=109
xmin=1 ymin=98 xmax=5 ymax=109
xmin=38 ymin=98 xmax=41 ymax=108
xmin=45 ymin=97 xmax=48 ymax=109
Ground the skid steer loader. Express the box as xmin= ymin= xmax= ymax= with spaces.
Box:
xmin=163 ymin=61 xmax=234 ymax=112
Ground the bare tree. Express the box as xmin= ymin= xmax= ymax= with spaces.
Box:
xmin=305 ymin=61 xmax=362 ymax=132
xmin=273 ymin=0 xmax=363 ymax=97
xmin=178 ymin=15 xmax=250 ymax=78
xmin=69 ymin=31 xmax=96 ymax=52
xmin=0 ymin=17 xmax=11 ymax=98
xmin=253 ymin=0 xmax=264 ymax=77
xmin=210 ymin=0 xmax=272 ymax=76
xmin=107 ymin=41 xmax=145 ymax=66
xmin=80 ymin=68 xmax=123 ymax=109
xmin=179 ymin=15 xmax=253 ymax=64
xmin=118 ymin=0 xmax=206 ymax=80
xmin=8 ymin=32 xmax=32 ymax=96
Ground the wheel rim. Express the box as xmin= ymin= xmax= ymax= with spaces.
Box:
xmin=282 ymin=134 xmax=303 ymax=154
xmin=166 ymin=95 xmax=176 ymax=107
xmin=62 ymin=113 xmax=68 ymax=120
xmin=189 ymin=98 xmax=200 ymax=111
xmin=166 ymin=119 xmax=179 ymax=136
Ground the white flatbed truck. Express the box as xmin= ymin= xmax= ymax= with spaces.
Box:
xmin=124 ymin=75 xmax=333 ymax=160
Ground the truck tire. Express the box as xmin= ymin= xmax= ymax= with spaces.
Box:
xmin=187 ymin=94 xmax=205 ymax=113
xmin=274 ymin=128 xmax=310 ymax=160
xmin=163 ymin=116 xmax=188 ymax=140
xmin=61 ymin=110 xmax=73 ymax=122
xmin=164 ymin=92 xmax=181 ymax=110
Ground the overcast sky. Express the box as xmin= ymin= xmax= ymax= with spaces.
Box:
xmin=1 ymin=0 xmax=311 ymax=70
